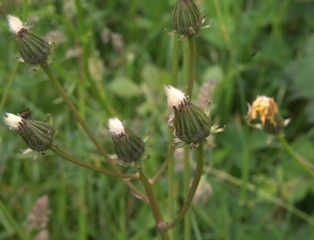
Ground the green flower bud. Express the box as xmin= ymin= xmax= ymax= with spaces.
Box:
xmin=108 ymin=118 xmax=145 ymax=162
xmin=3 ymin=112 xmax=55 ymax=153
xmin=7 ymin=15 xmax=50 ymax=65
xmin=165 ymin=85 xmax=211 ymax=144
xmin=172 ymin=0 xmax=203 ymax=36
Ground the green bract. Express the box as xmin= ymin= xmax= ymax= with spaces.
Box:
xmin=112 ymin=128 xmax=145 ymax=162
xmin=16 ymin=32 xmax=50 ymax=65
xmin=172 ymin=0 xmax=203 ymax=36
xmin=18 ymin=119 xmax=55 ymax=152
xmin=172 ymin=99 xmax=211 ymax=144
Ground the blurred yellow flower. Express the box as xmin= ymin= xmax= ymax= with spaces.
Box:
xmin=246 ymin=96 xmax=287 ymax=134
xmin=247 ymin=96 xmax=279 ymax=127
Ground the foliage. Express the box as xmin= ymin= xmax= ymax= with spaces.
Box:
xmin=1 ymin=0 xmax=314 ymax=239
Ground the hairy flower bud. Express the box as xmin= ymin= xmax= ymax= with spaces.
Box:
xmin=7 ymin=15 xmax=50 ymax=65
xmin=172 ymin=0 xmax=203 ymax=36
xmin=165 ymin=85 xmax=211 ymax=144
xmin=247 ymin=96 xmax=285 ymax=134
xmin=3 ymin=112 xmax=55 ymax=153
xmin=108 ymin=118 xmax=145 ymax=162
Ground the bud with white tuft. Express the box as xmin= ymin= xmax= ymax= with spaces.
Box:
xmin=165 ymin=85 xmax=211 ymax=145
xmin=165 ymin=85 xmax=186 ymax=110
xmin=108 ymin=118 xmax=126 ymax=136
xmin=6 ymin=15 xmax=50 ymax=65
xmin=7 ymin=15 xmax=28 ymax=36
xmin=108 ymin=118 xmax=144 ymax=163
xmin=3 ymin=113 xmax=23 ymax=130
xmin=3 ymin=111 xmax=55 ymax=153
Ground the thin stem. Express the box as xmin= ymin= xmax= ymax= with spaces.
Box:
xmin=123 ymin=180 xmax=149 ymax=203
xmin=183 ymin=145 xmax=191 ymax=240
xmin=78 ymin=168 xmax=87 ymax=240
xmin=167 ymin=141 xmax=176 ymax=239
xmin=186 ymin=36 xmax=196 ymax=97
xmin=277 ymin=134 xmax=314 ymax=177
xmin=182 ymin=35 xmax=197 ymax=239
xmin=167 ymin=32 xmax=179 ymax=240
xmin=137 ymin=165 xmax=170 ymax=240
xmin=172 ymin=34 xmax=179 ymax=86
xmin=42 ymin=64 xmax=114 ymax=166
xmin=50 ymin=146 xmax=139 ymax=179
xmin=161 ymin=143 xmax=204 ymax=230
xmin=41 ymin=63 xmax=146 ymax=200
xmin=150 ymin=145 xmax=175 ymax=184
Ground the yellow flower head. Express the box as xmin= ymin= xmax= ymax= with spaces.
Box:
xmin=246 ymin=95 xmax=288 ymax=134
xmin=247 ymin=96 xmax=279 ymax=127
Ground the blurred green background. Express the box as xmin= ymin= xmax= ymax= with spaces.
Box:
xmin=1 ymin=0 xmax=314 ymax=239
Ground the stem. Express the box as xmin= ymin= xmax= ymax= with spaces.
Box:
xmin=137 ymin=166 xmax=170 ymax=240
xmin=150 ymin=145 xmax=175 ymax=184
xmin=277 ymin=134 xmax=314 ymax=177
xmin=172 ymin=34 xmax=179 ymax=86
xmin=183 ymin=145 xmax=191 ymax=240
xmin=78 ymin=168 xmax=87 ymax=240
xmin=167 ymin=141 xmax=176 ymax=239
xmin=167 ymin=33 xmax=179 ymax=240
xmin=42 ymin=63 xmax=146 ymax=200
xmin=50 ymin=146 xmax=138 ymax=179
xmin=186 ymin=36 xmax=196 ymax=97
xmin=161 ymin=143 xmax=204 ymax=230
xmin=42 ymin=64 xmax=114 ymax=166
xmin=180 ymin=35 xmax=197 ymax=238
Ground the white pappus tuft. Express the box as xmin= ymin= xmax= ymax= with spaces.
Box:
xmin=3 ymin=113 xmax=23 ymax=130
xmin=6 ymin=15 xmax=27 ymax=35
xmin=108 ymin=118 xmax=126 ymax=136
xmin=164 ymin=85 xmax=186 ymax=109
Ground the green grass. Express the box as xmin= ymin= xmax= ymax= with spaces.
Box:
xmin=1 ymin=0 xmax=314 ymax=239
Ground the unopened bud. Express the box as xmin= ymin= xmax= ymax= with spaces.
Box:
xmin=7 ymin=15 xmax=50 ymax=65
xmin=3 ymin=112 xmax=55 ymax=153
xmin=165 ymin=85 xmax=211 ymax=144
xmin=172 ymin=0 xmax=203 ymax=36
xmin=108 ymin=118 xmax=145 ymax=162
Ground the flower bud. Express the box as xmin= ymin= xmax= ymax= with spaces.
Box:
xmin=246 ymin=96 xmax=285 ymax=134
xmin=3 ymin=112 xmax=55 ymax=153
xmin=7 ymin=15 xmax=50 ymax=65
xmin=172 ymin=0 xmax=203 ymax=36
xmin=165 ymin=85 xmax=211 ymax=144
xmin=108 ymin=118 xmax=145 ymax=162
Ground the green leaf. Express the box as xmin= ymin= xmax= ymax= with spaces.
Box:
xmin=108 ymin=76 xmax=142 ymax=98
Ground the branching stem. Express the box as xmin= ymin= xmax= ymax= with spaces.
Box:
xmin=161 ymin=143 xmax=204 ymax=230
